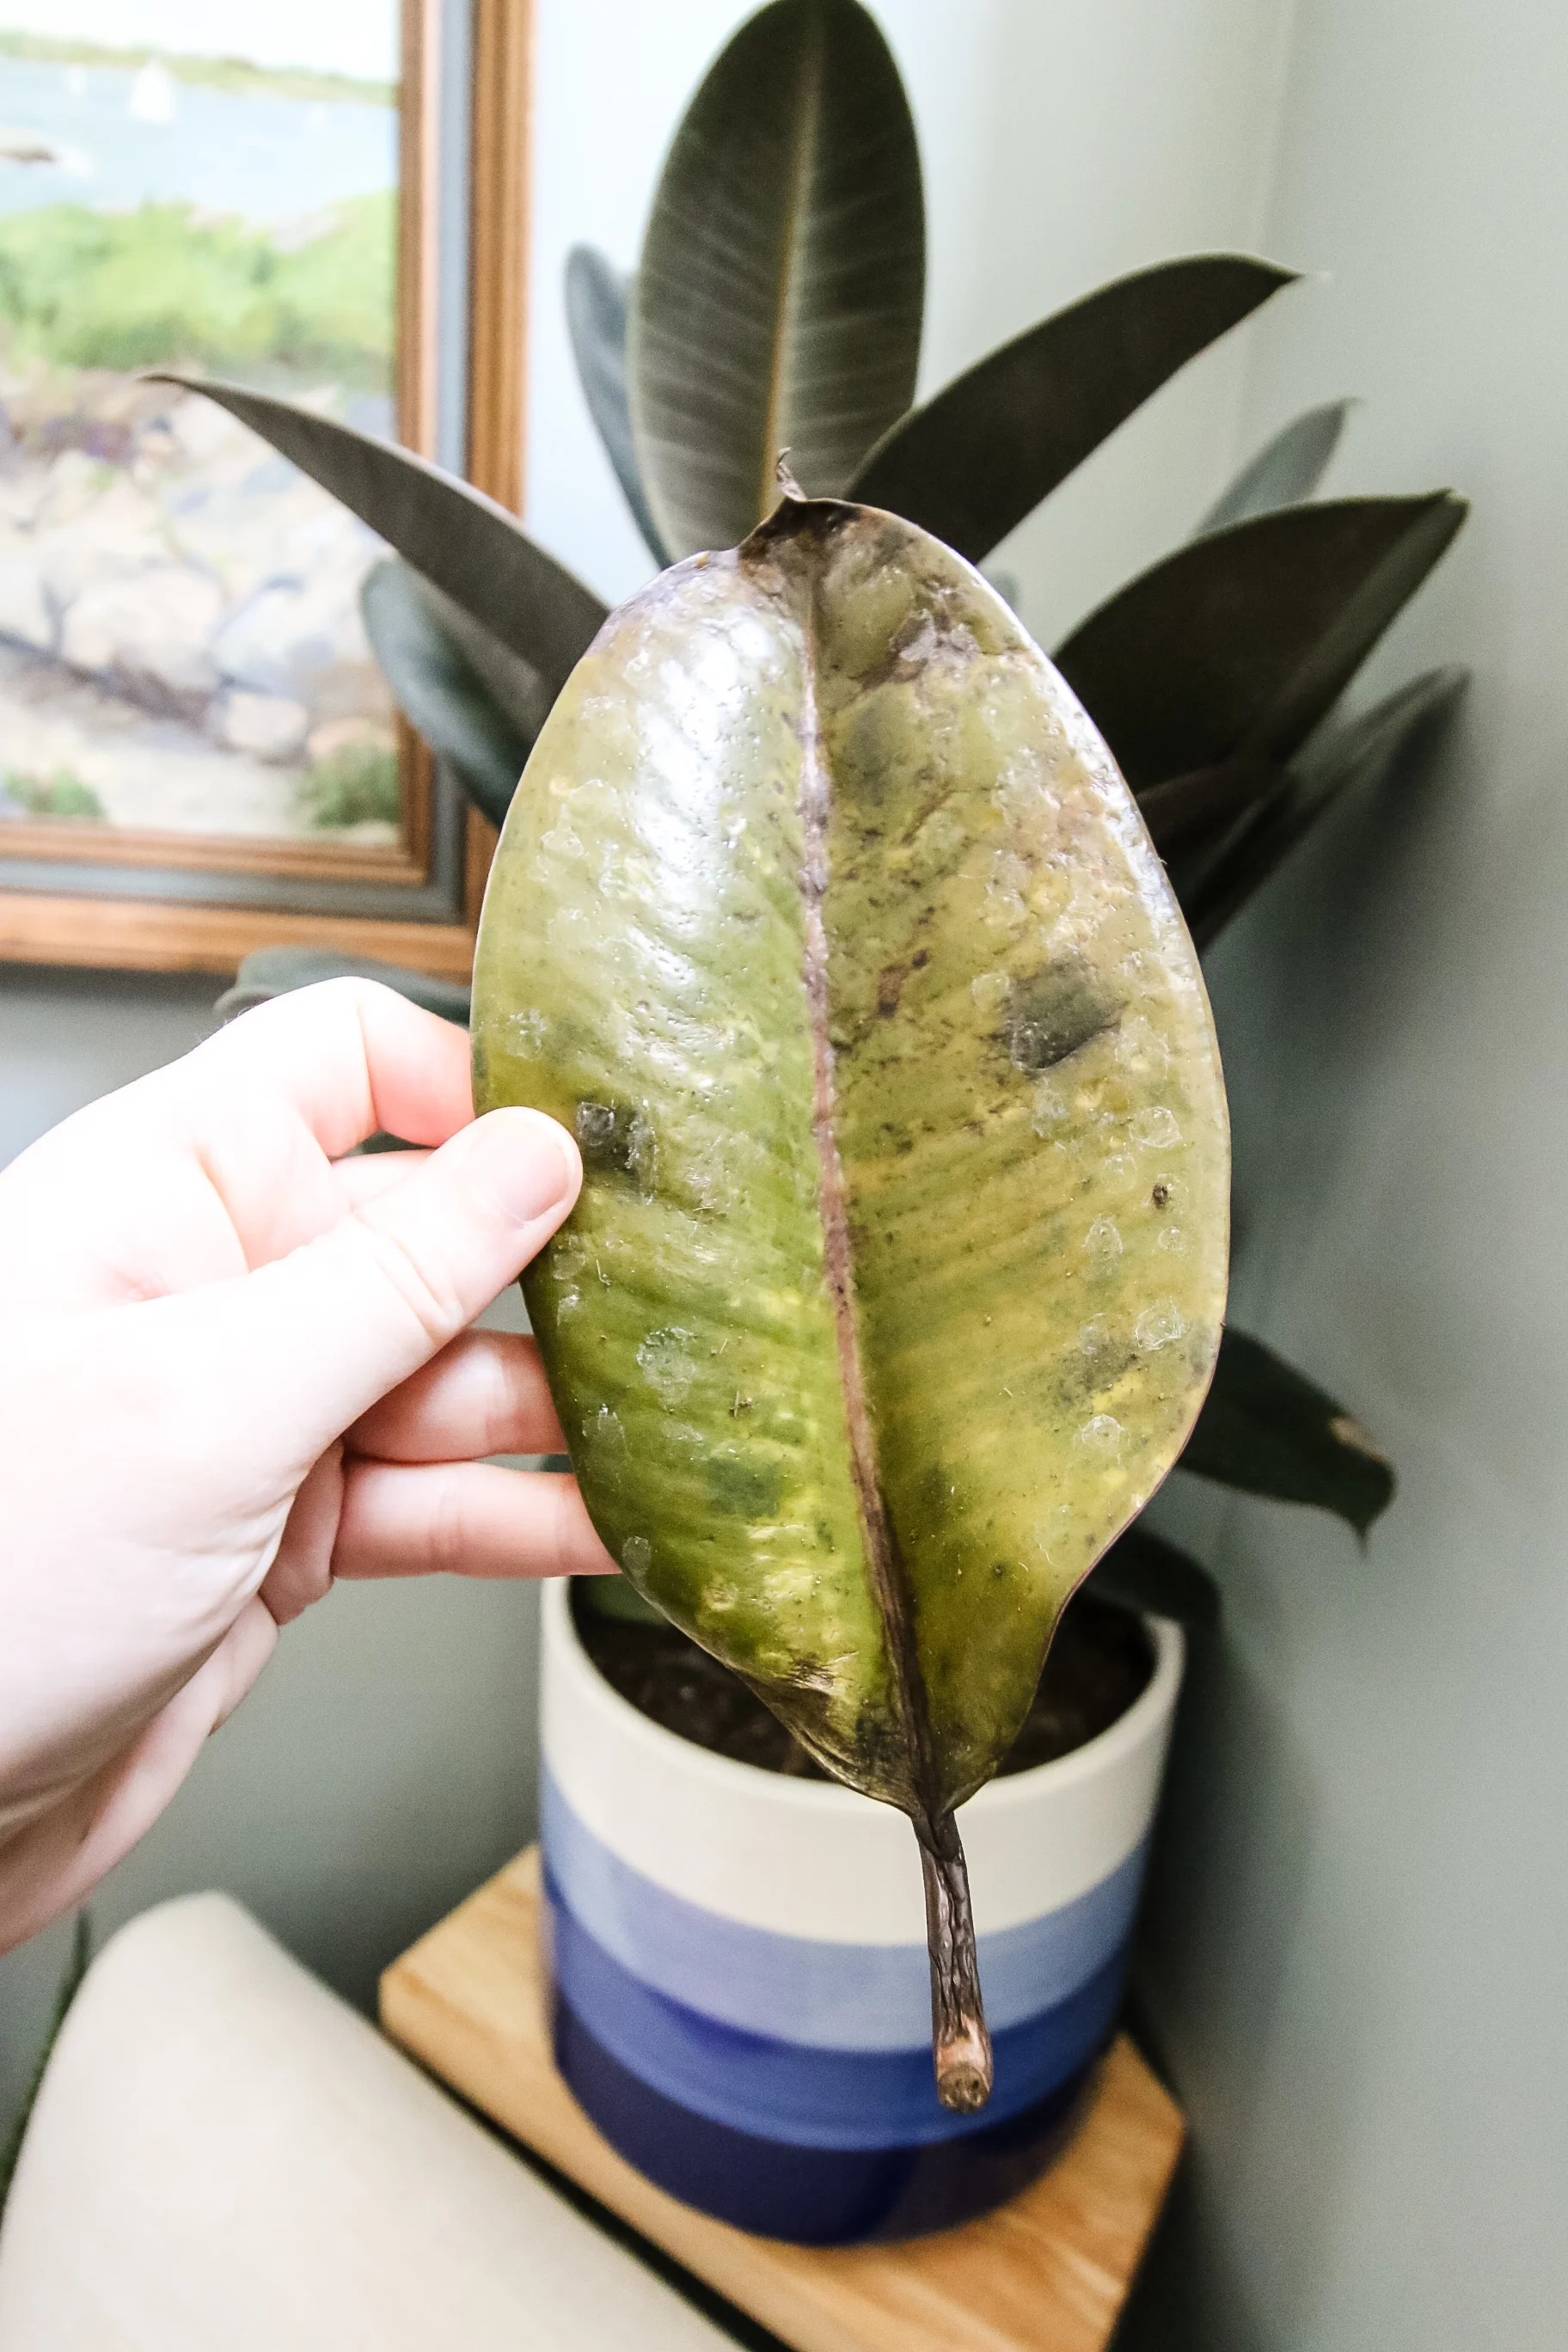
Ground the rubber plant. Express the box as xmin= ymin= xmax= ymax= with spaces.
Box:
xmin=166 ymin=0 xmax=1462 ymax=1952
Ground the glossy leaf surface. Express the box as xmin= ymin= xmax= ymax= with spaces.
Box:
xmin=1055 ymin=493 xmax=1467 ymax=790
xmin=630 ymin=0 xmax=924 ymax=556
xmin=1195 ymin=399 xmax=1351 ymax=536
xmin=474 ymin=494 xmax=1228 ymax=2105
xmin=566 ymin=244 xmax=670 ymax=566
xmin=360 ymin=560 xmax=537 ymax=828
xmin=149 ymin=372 xmax=608 ymax=695
xmin=851 ymin=256 xmax=1294 ymax=564
xmin=1180 ymin=1328 xmax=1393 ymax=1534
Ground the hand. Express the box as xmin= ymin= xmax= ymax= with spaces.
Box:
xmin=0 ymin=979 xmax=613 ymax=1952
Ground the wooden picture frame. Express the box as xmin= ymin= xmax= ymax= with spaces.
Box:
xmin=0 ymin=0 xmax=530 ymax=978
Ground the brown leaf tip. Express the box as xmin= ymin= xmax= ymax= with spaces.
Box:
xmin=1330 ymin=1412 xmax=1389 ymax=1466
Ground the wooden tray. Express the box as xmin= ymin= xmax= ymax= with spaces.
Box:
xmin=380 ymin=1847 xmax=1181 ymax=2352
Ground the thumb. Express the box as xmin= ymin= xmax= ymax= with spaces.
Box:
xmin=197 ymin=1106 xmax=582 ymax=1472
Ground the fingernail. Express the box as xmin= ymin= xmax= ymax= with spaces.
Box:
xmin=464 ymin=1109 xmax=580 ymax=1224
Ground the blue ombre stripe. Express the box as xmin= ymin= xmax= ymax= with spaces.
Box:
xmin=543 ymin=1871 xmax=1127 ymax=2149
xmin=541 ymin=1767 xmax=1146 ymax=2051
xmin=551 ymin=1987 xmax=1095 ymax=2244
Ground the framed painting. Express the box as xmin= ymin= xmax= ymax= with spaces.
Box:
xmin=0 ymin=0 xmax=530 ymax=976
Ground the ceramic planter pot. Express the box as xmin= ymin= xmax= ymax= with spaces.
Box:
xmin=539 ymin=1581 xmax=1183 ymax=2245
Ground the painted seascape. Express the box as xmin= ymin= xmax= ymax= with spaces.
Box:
xmin=0 ymin=5 xmax=402 ymax=845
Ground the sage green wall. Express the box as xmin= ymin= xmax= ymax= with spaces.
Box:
xmin=1118 ymin=0 xmax=1568 ymax=2343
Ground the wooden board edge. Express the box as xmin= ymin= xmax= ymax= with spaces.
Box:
xmin=467 ymin=0 xmax=533 ymax=518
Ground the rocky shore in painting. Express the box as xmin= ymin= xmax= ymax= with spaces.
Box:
xmin=0 ymin=368 xmax=397 ymax=839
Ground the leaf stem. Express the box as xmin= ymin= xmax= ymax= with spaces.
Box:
xmin=921 ymin=1815 xmax=995 ymax=2112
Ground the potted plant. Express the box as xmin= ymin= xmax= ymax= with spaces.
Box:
xmin=539 ymin=1561 xmax=1185 ymax=2242
xmin=172 ymin=0 xmax=1465 ymax=2244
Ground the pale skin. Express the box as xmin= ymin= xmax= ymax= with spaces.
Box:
xmin=0 ymin=979 xmax=616 ymax=1956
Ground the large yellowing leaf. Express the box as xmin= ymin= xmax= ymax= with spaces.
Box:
xmin=473 ymin=493 xmax=1229 ymax=2105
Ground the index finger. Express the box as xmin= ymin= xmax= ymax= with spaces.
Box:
xmin=182 ymin=979 xmax=475 ymax=1161
xmin=347 ymin=1330 xmax=567 ymax=1462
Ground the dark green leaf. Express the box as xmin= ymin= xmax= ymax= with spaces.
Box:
xmin=1195 ymin=399 xmax=1352 ymax=536
xmin=1297 ymin=660 xmax=1467 ymax=796
xmin=566 ymin=245 xmax=670 ymax=567
xmin=360 ymin=560 xmax=534 ymax=828
xmin=145 ymin=373 xmax=608 ymax=696
xmin=411 ymin=573 xmax=557 ymax=745
xmin=1055 ymin=493 xmax=1467 ymax=790
xmin=630 ymin=0 xmax=925 ymax=554
xmin=1083 ymin=1524 xmax=1221 ymax=1630
xmin=1184 ymin=665 xmax=1467 ymax=946
xmin=1179 ymin=1327 xmax=1394 ymax=1534
xmin=1137 ymin=759 xmax=1281 ymax=861
xmin=216 ymin=948 xmax=470 ymax=1026
xmin=576 ymin=1574 xmax=665 ymax=1626
xmin=851 ymin=255 xmax=1294 ymax=564
xmin=0 ymin=1912 xmax=90 ymax=2218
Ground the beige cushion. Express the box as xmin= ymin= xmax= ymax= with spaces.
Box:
xmin=0 ymin=1894 xmax=729 ymax=2350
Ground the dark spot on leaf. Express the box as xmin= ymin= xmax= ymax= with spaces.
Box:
xmin=705 ymin=1455 xmax=783 ymax=1517
xmin=1003 ymin=962 xmax=1120 ymax=1073
xmin=1153 ymin=1181 xmax=1171 ymax=1208
xmin=853 ymin=597 xmax=972 ymax=694
xmin=574 ymin=1099 xmax=655 ymax=1189
xmin=575 ymin=1100 xmax=617 ymax=1155
xmin=876 ymin=959 xmax=912 ymax=1016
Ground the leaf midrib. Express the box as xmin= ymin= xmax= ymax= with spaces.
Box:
xmin=792 ymin=551 xmax=939 ymax=1828
xmin=757 ymin=15 xmax=825 ymax=526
